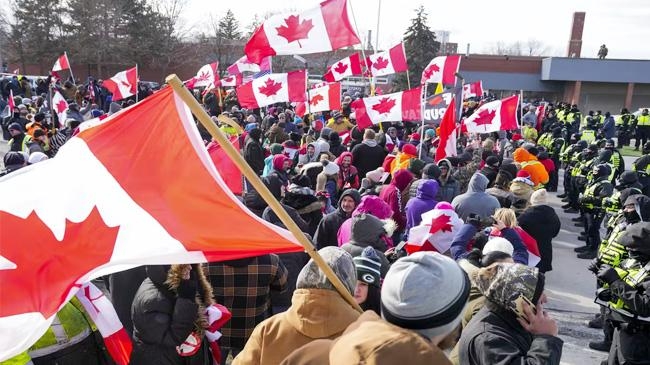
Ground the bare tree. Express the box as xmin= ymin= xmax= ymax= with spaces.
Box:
xmin=525 ymin=38 xmax=550 ymax=56
xmin=483 ymin=39 xmax=550 ymax=56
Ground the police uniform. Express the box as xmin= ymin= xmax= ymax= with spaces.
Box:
xmin=635 ymin=111 xmax=650 ymax=150
xmin=616 ymin=111 xmax=635 ymax=148
xmin=632 ymin=144 xmax=650 ymax=196
xmin=578 ymin=164 xmax=614 ymax=257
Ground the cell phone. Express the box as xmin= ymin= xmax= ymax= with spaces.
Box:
xmin=395 ymin=241 xmax=408 ymax=252
xmin=512 ymin=294 xmax=537 ymax=322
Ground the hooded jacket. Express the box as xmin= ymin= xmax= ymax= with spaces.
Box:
xmin=379 ymin=169 xmax=414 ymax=232
xmin=335 ymin=152 xmax=360 ymax=191
xmin=340 ymin=214 xmax=392 ymax=276
xmin=518 ymin=204 xmax=561 ymax=273
xmin=337 ymin=195 xmax=394 ymax=246
xmin=513 ymin=148 xmax=549 ymax=186
xmin=351 ymin=138 xmax=387 ymax=179
xmin=451 ymin=173 xmax=501 ymax=221
xmin=458 ymin=263 xmax=563 ymax=365
xmin=245 ymin=129 xmax=265 ymax=175
xmin=314 ymin=189 xmax=361 ymax=249
xmin=436 ymin=159 xmax=461 ymax=202
xmin=405 ymin=180 xmax=440 ymax=231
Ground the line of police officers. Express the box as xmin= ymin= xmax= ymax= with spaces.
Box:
xmin=538 ymin=102 xmax=650 ymax=364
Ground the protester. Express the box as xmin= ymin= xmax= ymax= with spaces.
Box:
xmin=405 ymin=179 xmax=439 ymax=231
xmin=452 ymin=173 xmax=500 ymax=220
xmin=379 ymin=168 xmax=414 ymax=240
xmin=513 ymin=146 xmax=549 ymax=188
xmin=335 ymin=151 xmax=360 ymax=192
xmin=314 ymin=189 xmax=361 ymax=249
xmin=352 ymin=247 xmax=382 ymax=314
xmin=337 ymin=195 xmax=393 ymax=246
xmin=437 ymin=158 xmax=461 ymax=202
xmin=340 ymin=213 xmax=392 ymax=276
xmin=518 ymin=189 xmax=561 ymax=273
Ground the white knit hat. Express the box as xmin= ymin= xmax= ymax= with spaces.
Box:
xmin=482 ymin=237 xmax=514 ymax=256
xmin=530 ymin=189 xmax=548 ymax=206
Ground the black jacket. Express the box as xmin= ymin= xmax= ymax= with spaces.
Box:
xmin=130 ymin=266 xmax=209 ymax=365
xmin=518 ymin=205 xmax=561 ymax=273
xmin=351 ymin=141 xmax=386 ymax=179
xmin=282 ymin=191 xmax=323 ymax=236
xmin=244 ymin=136 xmax=265 ymax=175
xmin=313 ymin=189 xmax=361 ymax=249
xmin=458 ymin=304 xmax=563 ymax=365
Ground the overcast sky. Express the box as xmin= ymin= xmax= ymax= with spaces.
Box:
xmin=184 ymin=0 xmax=650 ymax=59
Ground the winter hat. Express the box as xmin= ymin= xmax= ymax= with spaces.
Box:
xmin=353 ymin=195 xmax=393 ymax=219
xmin=34 ymin=113 xmax=45 ymax=122
xmin=422 ymin=163 xmax=441 ymax=180
xmin=354 ymin=247 xmax=382 ymax=287
xmin=511 ymin=133 xmax=522 ymax=141
xmin=530 ymin=189 xmax=548 ymax=206
xmin=3 ymin=151 xmax=26 ymax=170
xmin=296 ymin=246 xmax=356 ymax=294
xmin=499 ymin=163 xmax=518 ymax=181
xmin=425 ymin=128 xmax=436 ymax=139
xmin=33 ymin=129 xmax=46 ymax=138
xmin=91 ymin=109 xmax=104 ymax=118
xmin=472 ymin=263 xmax=545 ymax=314
xmin=482 ymin=237 xmax=514 ymax=256
xmin=514 ymin=170 xmax=534 ymax=186
xmin=381 ymin=252 xmax=470 ymax=339
xmin=321 ymin=160 xmax=339 ymax=176
xmin=485 ymin=156 xmax=500 ymax=168
xmin=8 ymin=123 xmax=22 ymax=132
xmin=619 ymin=222 xmax=650 ymax=253
xmin=27 ymin=152 xmax=48 ymax=164
xmin=245 ymin=122 xmax=258 ymax=132
xmin=365 ymin=167 xmax=387 ymax=184
xmin=407 ymin=158 xmax=425 ymax=177
xmin=402 ymin=143 xmax=417 ymax=156
xmin=269 ymin=143 xmax=284 ymax=155
xmin=350 ymin=214 xmax=388 ymax=251
xmin=409 ymin=132 xmax=421 ymax=141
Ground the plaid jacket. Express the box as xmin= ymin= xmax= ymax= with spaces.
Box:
xmin=207 ymin=254 xmax=288 ymax=349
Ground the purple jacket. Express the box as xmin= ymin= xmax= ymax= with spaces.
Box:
xmin=405 ymin=180 xmax=439 ymax=232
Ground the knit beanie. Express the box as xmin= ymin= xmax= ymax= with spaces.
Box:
xmin=269 ymin=143 xmax=284 ymax=155
xmin=296 ymin=246 xmax=356 ymax=294
xmin=381 ymin=252 xmax=470 ymax=339
xmin=354 ymin=247 xmax=382 ymax=287
xmin=422 ymin=163 xmax=441 ymax=180
xmin=365 ymin=167 xmax=386 ymax=184
xmin=350 ymin=214 xmax=388 ymax=251
xmin=482 ymin=237 xmax=514 ymax=256
xmin=402 ymin=143 xmax=417 ymax=156
xmin=530 ymin=189 xmax=548 ymax=206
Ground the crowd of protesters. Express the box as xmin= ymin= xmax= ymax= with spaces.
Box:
xmin=2 ymin=72 xmax=650 ymax=365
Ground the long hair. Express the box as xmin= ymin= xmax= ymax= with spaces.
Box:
xmin=360 ymin=285 xmax=381 ymax=314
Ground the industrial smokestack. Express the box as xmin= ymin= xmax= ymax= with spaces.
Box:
xmin=567 ymin=12 xmax=586 ymax=58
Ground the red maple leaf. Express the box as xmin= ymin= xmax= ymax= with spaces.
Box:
xmin=372 ymin=56 xmax=390 ymax=70
xmin=56 ymin=99 xmax=68 ymax=113
xmin=334 ymin=62 xmax=348 ymax=74
xmin=258 ymin=78 xmax=283 ymax=97
xmin=197 ymin=70 xmax=211 ymax=82
xmin=372 ymin=97 xmax=396 ymax=115
xmin=428 ymin=214 xmax=454 ymax=234
xmin=423 ymin=63 xmax=441 ymax=80
xmin=276 ymin=15 xmax=314 ymax=48
xmin=0 ymin=207 xmax=119 ymax=318
xmin=473 ymin=108 xmax=497 ymax=126
xmin=310 ymin=94 xmax=324 ymax=106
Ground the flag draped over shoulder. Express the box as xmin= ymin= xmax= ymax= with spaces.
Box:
xmin=0 ymin=86 xmax=302 ymax=361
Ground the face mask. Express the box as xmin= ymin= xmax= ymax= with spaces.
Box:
xmin=624 ymin=210 xmax=640 ymax=224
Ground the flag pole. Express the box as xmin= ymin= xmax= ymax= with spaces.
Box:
xmin=418 ymin=82 xmax=427 ymax=159
xmin=519 ymin=89 xmax=523 ymax=129
xmin=65 ymin=51 xmax=76 ymax=85
xmin=135 ymin=64 xmax=139 ymax=103
xmin=166 ymin=74 xmax=363 ymax=313
xmin=348 ymin=0 xmax=373 ymax=95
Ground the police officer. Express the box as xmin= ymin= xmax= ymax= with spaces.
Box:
xmin=594 ymin=207 xmax=650 ymax=364
xmin=558 ymin=137 xmax=586 ymax=199
xmin=565 ymin=144 xmax=599 ymax=214
xmin=581 ymin=116 xmax=598 ymax=144
xmin=602 ymin=172 xmax=644 ymax=229
xmin=577 ymin=164 xmax=614 ymax=258
xmin=616 ymin=108 xmax=635 ymax=148
xmin=635 ymin=108 xmax=650 ymax=151
xmin=547 ymin=127 xmax=565 ymax=192
xmin=604 ymin=139 xmax=625 ymax=182
xmin=632 ymin=142 xmax=650 ymax=196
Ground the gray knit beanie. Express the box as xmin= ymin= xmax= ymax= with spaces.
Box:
xmin=296 ymin=246 xmax=356 ymax=294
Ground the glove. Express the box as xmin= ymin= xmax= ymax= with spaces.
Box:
xmin=177 ymin=279 xmax=197 ymax=299
xmin=466 ymin=213 xmax=481 ymax=229
xmin=588 ymin=258 xmax=600 ymax=274
xmin=597 ymin=265 xmax=620 ymax=285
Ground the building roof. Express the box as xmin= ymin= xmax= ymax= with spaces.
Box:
xmin=541 ymin=57 xmax=650 ymax=83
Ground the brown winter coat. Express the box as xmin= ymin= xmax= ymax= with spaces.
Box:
xmin=232 ymin=288 xmax=359 ymax=365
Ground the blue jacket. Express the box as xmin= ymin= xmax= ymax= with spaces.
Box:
xmin=602 ymin=116 xmax=615 ymax=139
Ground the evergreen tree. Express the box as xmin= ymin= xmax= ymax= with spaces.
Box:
xmin=218 ymin=9 xmax=241 ymax=40
xmin=394 ymin=6 xmax=439 ymax=90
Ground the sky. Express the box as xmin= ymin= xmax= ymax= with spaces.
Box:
xmin=184 ymin=0 xmax=650 ymax=59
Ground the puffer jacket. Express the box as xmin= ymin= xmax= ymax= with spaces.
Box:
xmin=513 ymin=148 xmax=549 ymax=186
xmin=405 ymin=179 xmax=439 ymax=231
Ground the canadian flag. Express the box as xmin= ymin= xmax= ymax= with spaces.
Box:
xmin=462 ymin=81 xmax=484 ymax=99
xmin=244 ymin=0 xmax=360 ymax=64
xmin=102 ymin=67 xmax=138 ymax=101
xmin=7 ymin=90 xmax=15 ymax=114
xmin=490 ymin=227 xmax=541 ymax=267
xmin=208 ymin=136 xmax=243 ymax=195
xmin=236 ymin=70 xmax=307 ymax=109
xmin=294 ymin=101 xmax=307 ymax=117
xmin=365 ymin=43 xmax=408 ymax=77
xmin=421 ymin=55 xmax=461 ymax=85
xmin=463 ymin=95 xmax=520 ymax=134
xmin=0 ymin=86 xmax=302 ymax=361
xmin=219 ymin=74 xmax=244 ymax=88
xmin=192 ymin=62 xmax=220 ymax=89
xmin=406 ymin=202 xmax=464 ymax=254
xmin=435 ymin=98 xmax=457 ymax=162
xmin=75 ymin=283 xmax=132 ymax=365
xmin=351 ymin=86 xmax=422 ymax=129
xmin=227 ymin=55 xmax=271 ymax=75
xmin=52 ymin=89 xmax=69 ymax=127
xmin=323 ymin=53 xmax=363 ymax=82
xmin=307 ymin=82 xmax=341 ymax=113
xmin=52 ymin=53 xmax=71 ymax=72
xmin=535 ymin=103 xmax=547 ymax=131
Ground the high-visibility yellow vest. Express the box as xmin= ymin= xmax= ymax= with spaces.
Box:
xmin=557 ymin=110 xmax=566 ymax=122
xmin=581 ymin=129 xmax=596 ymax=143
xmin=29 ymin=301 xmax=92 ymax=358
xmin=0 ymin=352 xmax=32 ymax=365
xmin=638 ymin=114 xmax=650 ymax=127
xmin=582 ymin=180 xmax=608 ymax=210
xmin=608 ymin=259 xmax=650 ymax=322
xmin=598 ymin=222 xmax=627 ymax=267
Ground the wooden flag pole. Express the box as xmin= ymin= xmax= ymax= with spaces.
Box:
xmin=166 ymin=74 xmax=363 ymax=313
xmin=418 ymin=82 xmax=427 ymax=159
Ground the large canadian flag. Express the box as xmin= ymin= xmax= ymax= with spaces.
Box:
xmin=463 ymin=95 xmax=520 ymax=134
xmin=236 ymin=70 xmax=307 ymax=109
xmin=102 ymin=67 xmax=138 ymax=101
xmin=435 ymin=98 xmax=457 ymax=162
xmin=51 ymin=53 xmax=71 ymax=72
xmin=244 ymin=0 xmax=360 ymax=64
xmin=51 ymin=89 xmax=69 ymax=127
xmin=0 ymin=86 xmax=302 ymax=361
xmin=365 ymin=43 xmax=408 ymax=77
xmin=227 ymin=55 xmax=272 ymax=75
xmin=406 ymin=203 xmax=464 ymax=254
xmin=307 ymin=82 xmax=341 ymax=113
xmin=351 ymin=87 xmax=422 ymax=129
xmin=192 ymin=62 xmax=220 ymax=89
xmin=219 ymin=74 xmax=244 ymax=88
xmin=323 ymin=53 xmax=363 ymax=82
xmin=462 ymin=81 xmax=484 ymax=99
xmin=421 ymin=55 xmax=461 ymax=85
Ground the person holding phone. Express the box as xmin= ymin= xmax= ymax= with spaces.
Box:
xmin=457 ymin=263 xmax=563 ymax=365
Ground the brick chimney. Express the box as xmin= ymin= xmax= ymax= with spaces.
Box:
xmin=567 ymin=12 xmax=586 ymax=58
